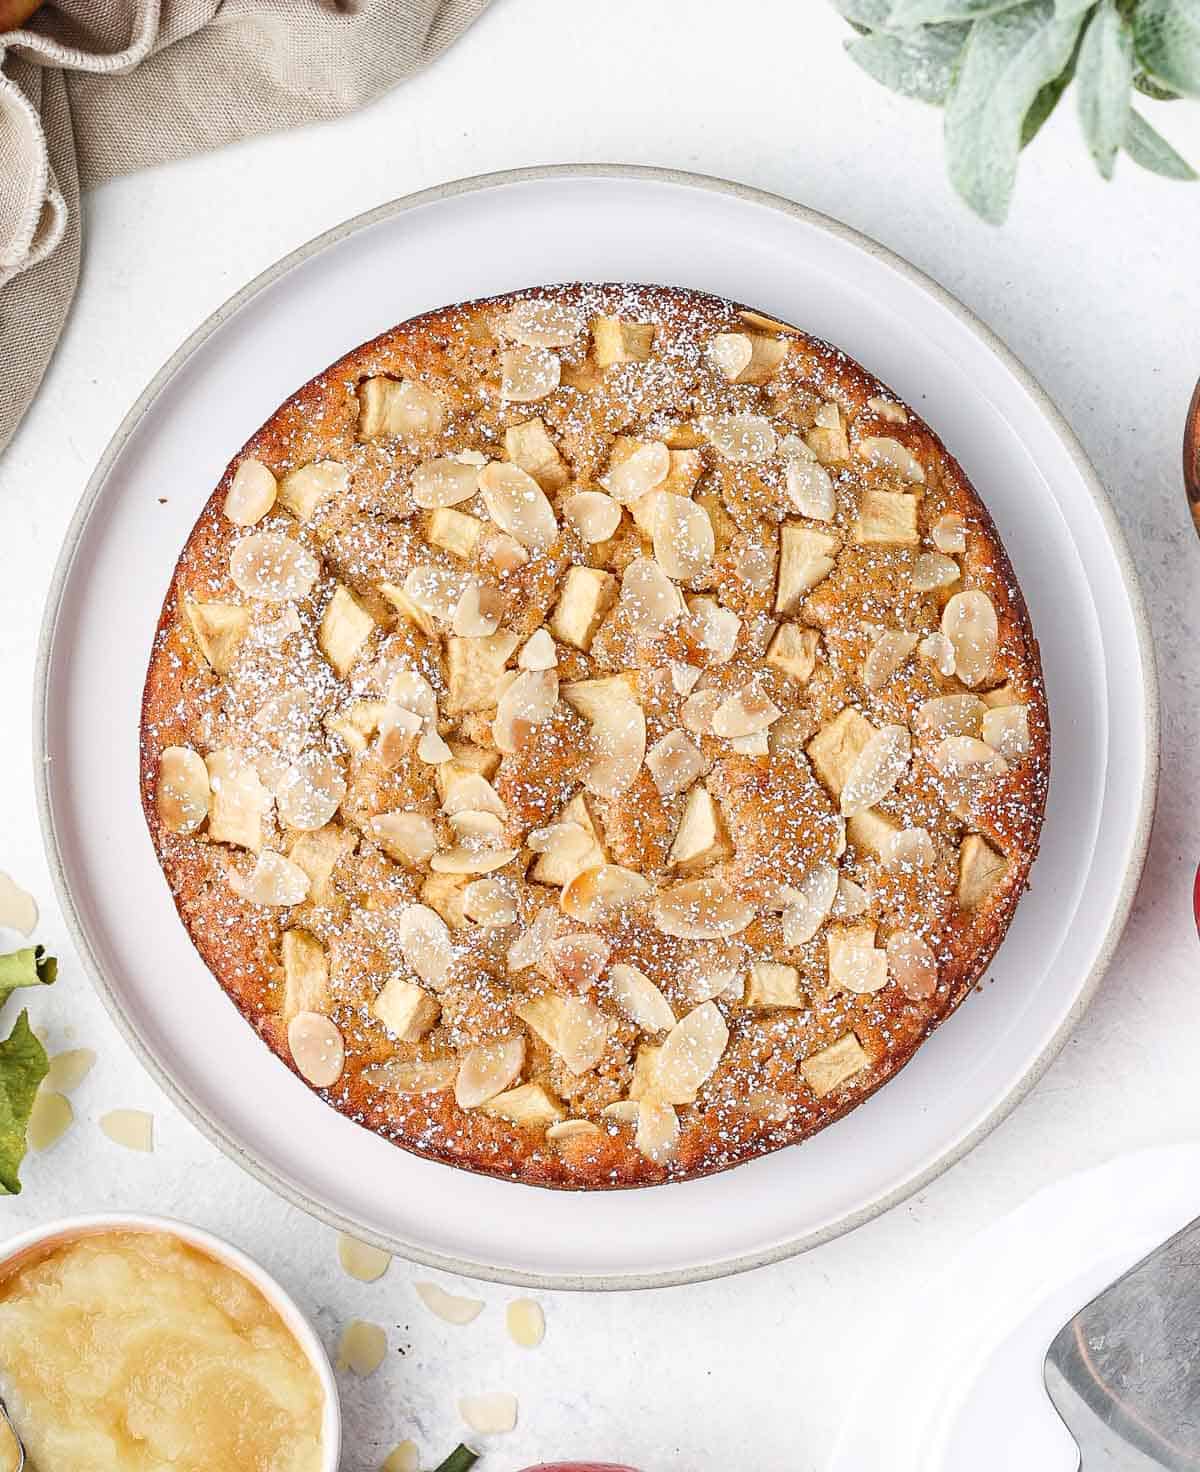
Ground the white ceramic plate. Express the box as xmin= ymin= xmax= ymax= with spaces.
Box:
xmin=36 ymin=166 xmax=1157 ymax=1289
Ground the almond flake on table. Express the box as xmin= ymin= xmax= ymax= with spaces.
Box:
xmin=459 ymin=1391 xmax=518 ymax=1435
xmin=337 ymin=1232 xmax=392 ymax=1283
xmin=99 ymin=1109 xmax=154 ymax=1151
xmin=415 ymin=1280 xmax=485 ymax=1324
xmin=336 ymin=1320 xmax=388 ymax=1376
xmin=0 ymin=872 xmax=37 ymax=935
xmin=380 ymin=1442 xmax=420 ymax=1472
xmin=505 ymin=1297 xmax=545 ymax=1348
xmin=46 ymin=1047 xmax=96 ymax=1093
xmin=29 ymin=1090 xmax=73 ymax=1151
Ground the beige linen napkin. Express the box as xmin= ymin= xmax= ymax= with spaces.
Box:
xmin=0 ymin=0 xmax=492 ymax=454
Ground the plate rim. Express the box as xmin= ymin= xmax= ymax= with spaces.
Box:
xmin=33 ymin=162 xmax=1160 ymax=1291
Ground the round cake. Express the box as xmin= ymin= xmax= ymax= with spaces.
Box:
xmin=140 ymin=283 xmax=1049 ymax=1189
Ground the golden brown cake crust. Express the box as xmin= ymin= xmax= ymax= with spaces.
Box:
xmin=140 ymin=283 xmax=1049 ymax=1190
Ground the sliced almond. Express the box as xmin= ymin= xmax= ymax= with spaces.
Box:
xmin=479 ymin=461 xmax=558 ymax=549
xmin=608 ymin=963 xmax=676 ymax=1033
xmin=45 ymin=1048 xmax=96 ymax=1094
xmin=652 ymin=492 xmax=714 ymax=582
xmin=381 ymin=1443 xmax=420 ymax=1472
xmin=857 ymin=436 xmax=925 ymax=483
xmin=646 ymin=730 xmax=705 ymax=797
xmin=887 ymin=930 xmax=938 ymax=1000
xmin=681 ymin=688 xmax=722 ymax=736
xmin=398 ymin=903 xmax=454 ymax=989
xmin=827 ymin=924 xmax=889 ymax=994
xmin=29 ymin=1091 xmax=73 ymax=1153
xmin=932 ymin=512 xmax=966 ymax=553
xmin=560 ymin=864 xmax=651 ymax=922
xmin=276 ymin=750 xmax=347 ymax=831
xmin=157 ymin=746 xmax=210 ymax=835
xmin=781 ymin=861 xmax=838 ymax=945
xmin=918 ymin=631 xmax=957 ymax=677
xmin=863 ymin=630 xmax=918 ymax=691
xmin=230 ymin=850 xmax=310 ymax=907
xmin=634 ymin=1096 xmax=680 ymax=1162
xmin=619 ymin=556 xmax=685 ymax=633
xmin=362 ymin=1056 xmax=457 ymax=1095
xmin=686 ymin=598 xmax=741 ymax=664
xmin=915 ymin=693 xmax=985 ymax=738
xmin=441 ymin=771 xmax=507 ymax=819
xmin=415 ymin=1281 xmax=485 ymax=1324
xmin=480 ymin=528 xmax=530 ymax=576
xmin=493 ymin=668 xmax=559 ymax=754
xmin=99 ymin=1109 xmax=154 ymax=1152
xmin=543 ymin=931 xmax=612 ymax=992
xmin=546 ymin=1118 xmax=602 ymax=1144
xmin=712 ymin=685 xmax=782 ymax=739
xmin=229 ymin=532 xmax=319 ymax=601
xmin=514 ymin=628 xmax=555 ymax=671
xmin=455 ymin=1035 xmax=525 ymax=1108
xmin=499 ymin=298 xmax=584 ymax=348
xmin=982 ymin=703 xmax=1030 ymax=761
xmin=563 ymin=489 xmax=622 ymax=543
xmin=930 ymin=735 xmax=1009 ymax=778
xmin=452 ymin=580 xmax=503 ymax=638
xmin=866 ymin=396 xmax=909 ymax=425
xmin=398 ymin=564 xmax=466 ymax=626
xmin=839 ymin=724 xmax=911 ymax=817
xmin=912 ymin=553 xmax=961 ymax=592
xmin=462 ymin=876 xmax=518 ymax=926
xmin=704 ymin=413 xmax=777 ymax=464
xmin=654 ymin=1001 xmax=729 ymax=1102
xmin=371 ymin=812 xmax=439 ymax=867
xmin=506 ymin=1298 xmax=546 ymax=1348
xmin=671 ymin=662 xmax=701 ymax=695
xmin=224 ymin=459 xmax=277 ymax=525
xmin=606 ymin=441 xmax=670 ymax=504
xmin=459 ymin=1392 xmax=518 ymax=1435
xmin=516 ymin=994 xmax=610 ymax=1074
xmin=785 ymin=458 xmax=836 ymax=520
xmin=832 ymin=876 xmax=870 ymax=919
xmin=431 ymin=845 xmax=518 ymax=875
xmin=417 ymin=727 xmax=454 ymax=765
xmin=506 ymin=905 xmax=562 ymax=973
xmin=336 ymin=1321 xmax=387 ymax=1377
xmin=412 ymin=457 xmax=479 ymax=509
xmin=287 ymin=1011 xmax=345 ymax=1087
xmin=653 ymin=878 xmax=754 ymax=940
xmin=941 ymin=590 xmax=998 ymax=688
xmin=337 ymin=1235 xmax=391 ymax=1283
xmin=500 ymin=345 xmax=560 ymax=403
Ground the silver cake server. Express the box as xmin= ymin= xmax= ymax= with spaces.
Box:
xmin=1044 ymin=1214 xmax=1200 ymax=1468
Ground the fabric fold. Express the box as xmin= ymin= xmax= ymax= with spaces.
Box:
xmin=0 ymin=0 xmax=492 ymax=454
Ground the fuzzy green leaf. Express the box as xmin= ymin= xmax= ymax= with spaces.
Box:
xmin=1054 ymin=0 xmax=1099 ymax=15
xmin=889 ymin=0 xmax=1026 ymax=23
xmin=1133 ymin=0 xmax=1200 ymax=97
xmin=945 ymin=2 xmax=1087 ymax=221
xmin=0 ymin=945 xmax=57 ymax=1013
xmin=1133 ymin=68 xmax=1180 ymax=99
xmin=1021 ymin=51 xmax=1078 ymax=142
xmin=846 ymin=23 xmax=970 ymax=102
xmin=1124 ymin=107 xmax=1198 ymax=176
xmin=0 ymin=1011 xmax=49 ymax=1195
xmin=831 ymin=0 xmax=896 ymax=23
xmin=1076 ymin=0 xmax=1134 ymax=176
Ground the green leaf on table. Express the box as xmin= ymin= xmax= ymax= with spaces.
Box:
xmin=0 ymin=1010 xmax=49 ymax=1195
xmin=1076 ymin=0 xmax=1134 ymax=177
xmin=945 ymin=1 xmax=1088 ymax=221
xmin=0 ymin=945 xmax=57 ymax=1012
xmin=1133 ymin=0 xmax=1200 ymax=98
xmin=830 ymin=0 xmax=896 ymax=26
xmin=1124 ymin=106 xmax=1198 ymax=176
xmin=846 ymin=22 xmax=970 ymax=102
xmin=888 ymin=0 xmax=1027 ymax=25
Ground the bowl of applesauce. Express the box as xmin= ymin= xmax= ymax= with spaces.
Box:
xmin=0 ymin=1214 xmax=340 ymax=1472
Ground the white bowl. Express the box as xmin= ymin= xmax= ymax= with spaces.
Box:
xmin=0 ymin=1213 xmax=340 ymax=1471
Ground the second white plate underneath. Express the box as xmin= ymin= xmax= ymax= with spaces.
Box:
xmin=37 ymin=166 xmax=1156 ymax=1288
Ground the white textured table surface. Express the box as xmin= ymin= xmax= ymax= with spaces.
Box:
xmin=2 ymin=4 xmax=1198 ymax=1469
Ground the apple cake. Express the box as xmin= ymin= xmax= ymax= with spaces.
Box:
xmin=140 ymin=283 xmax=1049 ymax=1189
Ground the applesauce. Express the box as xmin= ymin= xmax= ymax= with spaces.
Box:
xmin=0 ymin=1230 xmax=324 ymax=1472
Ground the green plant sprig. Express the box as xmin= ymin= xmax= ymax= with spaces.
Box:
xmin=833 ymin=0 xmax=1197 ymax=221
